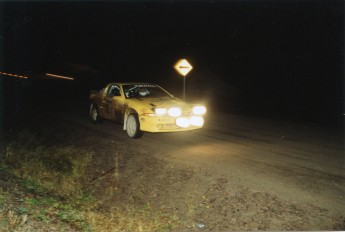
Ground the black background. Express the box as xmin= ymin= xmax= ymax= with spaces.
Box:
xmin=0 ymin=0 xmax=344 ymax=131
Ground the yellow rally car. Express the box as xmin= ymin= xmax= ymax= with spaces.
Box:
xmin=89 ymin=83 xmax=206 ymax=138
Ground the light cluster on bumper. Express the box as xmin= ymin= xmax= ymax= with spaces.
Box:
xmin=154 ymin=106 xmax=206 ymax=117
xmin=152 ymin=106 xmax=206 ymax=128
xmin=176 ymin=116 xmax=204 ymax=128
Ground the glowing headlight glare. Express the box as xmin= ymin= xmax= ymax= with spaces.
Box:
xmin=193 ymin=106 xmax=207 ymax=115
xmin=168 ymin=107 xmax=182 ymax=117
xmin=190 ymin=116 xmax=204 ymax=127
xmin=155 ymin=108 xmax=166 ymax=115
xmin=176 ymin=117 xmax=190 ymax=128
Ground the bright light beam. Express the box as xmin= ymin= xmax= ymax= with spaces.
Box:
xmin=0 ymin=71 xmax=28 ymax=79
xmin=46 ymin=73 xmax=74 ymax=81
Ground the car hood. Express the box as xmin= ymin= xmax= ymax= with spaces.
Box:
xmin=130 ymin=97 xmax=190 ymax=109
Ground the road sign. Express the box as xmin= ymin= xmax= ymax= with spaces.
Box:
xmin=174 ymin=59 xmax=193 ymax=76
xmin=174 ymin=59 xmax=193 ymax=100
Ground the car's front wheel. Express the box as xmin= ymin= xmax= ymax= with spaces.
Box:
xmin=90 ymin=105 xmax=101 ymax=123
xmin=126 ymin=114 xmax=142 ymax=138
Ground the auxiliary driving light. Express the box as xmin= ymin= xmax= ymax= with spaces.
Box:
xmin=190 ymin=116 xmax=204 ymax=127
xmin=192 ymin=106 xmax=207 ymax=115
xmin=168 ymin=107 xmax=182 ymax=117
xmin=176 ymin=117 xmax=190 ymax=128
xmin=155 ymin=108 xmax=167 ymax=115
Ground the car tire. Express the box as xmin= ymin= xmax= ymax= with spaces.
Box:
xmin=126 ymin=114 xmax=142 ymax=138
xmin=90 ymin=105 xmax=101 ymax=123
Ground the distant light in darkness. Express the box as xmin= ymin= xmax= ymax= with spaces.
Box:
xmin=46 ymin=73 xmax=74 ymax=81
xmin=0 ymin=72 xmax=28 ymax=79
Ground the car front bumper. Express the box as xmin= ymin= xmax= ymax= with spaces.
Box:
xmin=138 ymin=115 xmax=204 ymax=133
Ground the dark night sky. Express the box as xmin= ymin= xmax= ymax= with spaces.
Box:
xmin=0 ymin=0 xmax=344 ymax=124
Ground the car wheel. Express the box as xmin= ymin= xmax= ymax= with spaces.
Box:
xmin=90 ymin=105 xmax=101 ymax=123
xmin=126 ymin=114 xmax=142 ymax=138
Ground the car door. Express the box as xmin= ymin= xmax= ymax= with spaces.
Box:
xmin=103 ymin=84 xmax=121 ymax=121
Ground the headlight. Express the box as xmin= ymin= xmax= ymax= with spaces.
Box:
xmin=190 ymin=116 xmax=204 ymax=126
xmin=192 ymin=106 xmax=207 ymax=115
xmin=168 ymin=107 xmax=182 ymax=117
xmin=155 ymin=108 xmax=166 ymax=115
xmin=176 ymin=117 xmax=190 ymax=128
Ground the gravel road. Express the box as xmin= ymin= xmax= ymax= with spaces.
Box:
xmin=30 ymin=103 xmax=345 ymax=230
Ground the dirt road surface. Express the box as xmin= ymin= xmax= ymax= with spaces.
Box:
xmin=24 ymin=102 xmax=345 ymax=230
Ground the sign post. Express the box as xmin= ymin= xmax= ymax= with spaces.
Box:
xmin=174 ymin=59 xmax=193 ymax=100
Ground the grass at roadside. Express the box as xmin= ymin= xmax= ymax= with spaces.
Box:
xmin=0 ymin=127 xmax=180 ymax=231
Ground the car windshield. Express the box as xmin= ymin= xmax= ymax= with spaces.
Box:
xmin=122 ymin=84 xmax=172 ymax=99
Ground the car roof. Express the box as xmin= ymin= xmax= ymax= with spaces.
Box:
xmin=110 ymin=82 xmax=156 ymax=86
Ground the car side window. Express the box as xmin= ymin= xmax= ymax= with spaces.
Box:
xmin=107 ymin=85 xmax=121 ymax=97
